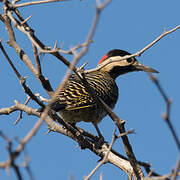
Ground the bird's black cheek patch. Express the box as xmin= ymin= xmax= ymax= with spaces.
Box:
xmin=109 ymin=66 xmax=134 ymax=78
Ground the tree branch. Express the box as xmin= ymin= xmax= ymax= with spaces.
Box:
xmin=14 ymin=0 xmax=68 ymax=8
xmin=150 ymin=74 xmax=180 ymax=180
xmin=1 ymin=0 xmax=180 ymax=179
xmin=86 ymin=24 xmax=180 ymax=73
xmin=149 ymin=74 xmax=180 ymax=151
xmin=172 ymin=156 xmax=180 ymax=180
xmin=0 ymin=41 xmax=45 ymax=108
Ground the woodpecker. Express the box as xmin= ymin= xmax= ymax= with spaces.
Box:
xmin=51 ymin=49 xmax=158 ymax=137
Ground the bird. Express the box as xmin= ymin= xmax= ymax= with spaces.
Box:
xmin=51 ymin=49 xmax=158 ymax=138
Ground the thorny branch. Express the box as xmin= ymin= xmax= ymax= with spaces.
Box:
xmin=0 ymin=102 xmax=134 ymax=175
xmin=84 ymin=129 xmax=117 ymax=180
xmin=73 ymin=24 xmax=180 ymax=179
xmin=150 ymin=74 xmax=180 ymax=180
xmin=0 ymin=0 xmax=180 ymax=179
xmin=14 ymin=96 xmax=31 ymax=125
xmin=149 ymin=74 xmax=180 ymax=151
xmin=0 ymin=102 xmax=159 ymax=178
xmin=14 ymin=0 xmax=67 ymax=8
xmin=0 ymin=130 xmax=23 ymax=180
xmin=0 ymin=41 xmax=45 ymax=108
xmin=75 ymin=71 xmax=143 ymax=179
xmin=172 ymin=156 xmax=180 ymax=180
xmin=1 ymin=0 xmax=135 ymax=179
xmin=86 ymin=24 xmax=180 ymax=73
xmin=32 ymin=43 xmax=54 ymax=97
xmin=0 ymin=101 xmax=175 ymax=179
xmin=84 ymin=128 xmax=135 ymax=180
xmin=1 ymin=7 xmax=54 ymax=98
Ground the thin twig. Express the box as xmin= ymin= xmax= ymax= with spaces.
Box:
xmin=2 ymin=0 xmax=180 ymax=178
xmin=84 ymin=128 xmax=117 ymax=180
xmin=3 ymin=14 xmax=39 ymax=77
xmin=149 ymin=74 xmax=180 ymax=151
xmin=3 ymin=9 xmax=54 ymax=98
xmin=15 ymin=116 xmax=44 ymax=155
xmin=14 ymin=96 xmax=31 ymax=125
xmin=12 ymin=164 xmax=22 ymax=180
xmin=86 ymin=24 xmax=180 ymax=73
xmin=14 ymin=0 xmax=67 ymax=8
xmin=137 ymin=25 xmax=180 ymax=56
xmin=34 ymin=0 xmax=113 ymax=149
xmin=47 ymin=40 xmax=93 ymax=55
xmin=35 ymin=94 xmax=50 ymax=103
xmin=32 ymin=43 xmax=42 ymax=76
xmin=85 ymin=128 xmax=135 ymax=180
xmin=171 ymin=155 xmax=180 ymax=180
xmin=150 ymin=74 xmax=180 ymax=180
xmin=0 ymin=41 xmax=45 ymax=108
xmin=0 ymin=100 xmax=39 ymax=116
xmin=3 ymin=11 xmax=54 ymax=97
xmin=23 ymin=149 xmax=34 ymax=180
xmin=32 ymin=43 xmax=54 ymax=97
xmin=21 ymin=15 xmax=33 ymax=25
xmin=0 ymin=130 xmax=23 ymax=180
xmin=3 ymin=5 xmax=72 ymax=96
xmin=75 ymin=70 xmax=143 ymax=179
xmin=0 ymin=101 xmax=164 ymax=178
xmin=0 ymin=102 xmax=134 ymax=175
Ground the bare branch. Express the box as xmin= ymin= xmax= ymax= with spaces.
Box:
xmin=84 ymin=128 xmax=117 ymax=180
xmin=0 ymin=41 xmax=45 ymax=108
xmin=68 ymin=0 xmax=112 ymax=66
xmin=117 ymin=129 xmax=135 ymax=138
xmin=2 ymin=3 xmax=76 ymax=97
xmin=14 ymin=0 xmax=68 ymax=8
xmin=32 ymin=0 xmax=114 ymax=153
xmin=86 ymin=24 xmax=180 ymax=73
xmin=45 ymin=40 xmax=93 ymax=55
xmin=12 ymin=164 xmax=22 ymax=180
xmin=23 ymin=153 xmax=34 ymax=180
xmin=14 ymin=96 xmax=31 ymax=125
xmin=2 ymin=15 xmax=39 ymax=77
xmin=15 ymin=116 xmax=44 ymax=155
xmin=0 ymin=100 xmax=162 ymax=178
xmin=1 ymin=0 xmax=179 ymax=179
xmin=20 ymin=15 xmax=33 ymax=25
xmin=60 ymin=6 xmax=143 ymax=178
xmin=149 ymin=74 xmax=180 ymax=180
xmin=172 ymin=156 xmax=180 ymax=180
xmin=0 ymin=40 xmax=21 ymax=79
xmin=149 ymin=74 xmax=180 ymax=151
xmin=0 ymin=130 xmax=22 ymax=180
xmin=32 ymin=44 xmax=54 ymax=97
xmin=74 ymin=71 xmax=143 ymax=179
xmin=35 ymin=94 xmax=50 ymax=103
xmin=2 ymin=12 xmax=54 ymax=97
xmin=32 ymin=44 xmax=42 ymax=76
xmin=0 ymin=102 xmax=135 ymax=176
xmin=0 ymin=100 xmax=39 ymax=116
xmin=136 ymin=25 xmax=180 ymax=56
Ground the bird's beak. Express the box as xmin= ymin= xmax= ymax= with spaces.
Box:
xmin=134 ymin=62 xmax=159 ymax=73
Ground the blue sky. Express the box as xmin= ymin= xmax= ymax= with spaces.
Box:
xmin=0 ymin=0 xmax=180 ymax=179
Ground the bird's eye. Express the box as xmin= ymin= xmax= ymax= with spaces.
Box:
xmin=127 ymin=58 xmax=134 ymax=63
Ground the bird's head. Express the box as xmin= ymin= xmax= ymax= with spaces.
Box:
xmin=98 ymin=49 xmax=159 ymax=79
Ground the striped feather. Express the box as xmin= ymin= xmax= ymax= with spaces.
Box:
xmin=54 ymin=70 xmax=118 ymax=112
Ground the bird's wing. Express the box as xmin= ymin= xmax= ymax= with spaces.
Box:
xmin=53 ymin=76 xmax=96 ymax=111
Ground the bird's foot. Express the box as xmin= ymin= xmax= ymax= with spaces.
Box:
xmin=93 ymin=135 xmax=106 ymax=149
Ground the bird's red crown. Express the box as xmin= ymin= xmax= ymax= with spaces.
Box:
xmin=98 ymin=54 xmax=108 ymax=64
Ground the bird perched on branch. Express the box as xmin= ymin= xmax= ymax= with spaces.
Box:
xmin=51 ymin=49 xmax=158 ymax=137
